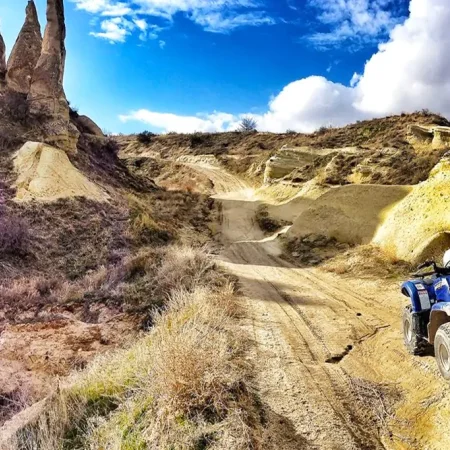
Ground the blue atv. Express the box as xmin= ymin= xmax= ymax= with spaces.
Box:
xmin=402 ymin=260 xmax=450 ymax=380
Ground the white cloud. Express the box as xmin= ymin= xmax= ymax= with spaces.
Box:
xmin=70 ymin=0 xmax=275 ymax=43
xmin=90 ymin=17 xmax=135 ymax=43
xmin=119 ymin=0 xmax=450 ymax=133
xmin=133 ymin=18 xmax=147 ymax=31
xmin=119 ymin=110 xmax=239 ymax=133
xmin=355 ymin=0 xmax=450 ymax=115
xmin=307 ymin=0 xmax=405 ymax=49
xmin=256 ymin=76 xmax=362 ymax=132
xmin=190 ymin=11 xmax=275 ymax=33
xmin=72 ymin=0 xmax=132 ymax=16
xmin=159 ymin=40 xmax=166 ymax=49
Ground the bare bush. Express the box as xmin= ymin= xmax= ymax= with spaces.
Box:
xmin=189 ymin=132 xmax=213 ymax=148
xmin=101 ymin=137 xmax=120 ymax=156
xmin=137 ymin=130 xmax=156 ymax=145
xmin=155 ymin=245 xmax=215 ymax=294
xmin=255 ymin=205 xmax=287 ymax=234
xmin=238 ymin=117 xmax=258 ymax=132
xmin=0 ymin=216 xmax=29 ymax=255
xmin=0 ymin=91 xmax=29 ymax=124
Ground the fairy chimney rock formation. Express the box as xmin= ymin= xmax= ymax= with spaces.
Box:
xmin=6 ymin=1 xmax=42 ymax=94
xmin=28 ymin=0 xmax=78 ymax=153
xmin=0 ymin=33 xmax=6 ymax=90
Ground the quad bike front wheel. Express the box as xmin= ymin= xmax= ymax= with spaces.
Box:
xmin=403 ymin=306 xmax=429 ymax=355
xmin=435 ymin=323 xmax=450 ymax=381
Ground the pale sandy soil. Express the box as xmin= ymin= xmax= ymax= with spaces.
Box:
xmin=189 ymin=161 xmax=450 ymax=450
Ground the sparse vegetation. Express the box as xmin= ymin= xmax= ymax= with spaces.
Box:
xmin=238 ymin=117 xmax=258 ymax=132
xmin=0 ymin=215 xmax=29 ymax=255
xmin=7 ymin=249 xmax=261 ymax=450
xmin=256 ymin=205 xmax=287 ymax=233
xmin=322 ymin=244 xmax=412 ymax=278
xmin=121 ymin=112 xmax=450 ymax=183
xmin=190 ymin=131 xmax=214 ymax=148
xmin=137 ymin=130 xmax=157 ymax=145
xmin=0 ymin=91 xmax=29 ymax=124
xmin=101 ymin=136 xmax=120 ymax=156
xmin=285 ymin=233 xmax=350 ymax=267
xmin=127 ymin=194 xmax=173 ymax=245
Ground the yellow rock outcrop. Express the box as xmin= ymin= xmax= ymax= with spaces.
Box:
xmin=373 ymin=157 xmax=450 ymax=263
xmin=13 ymin=142 xmax=109 ymax=202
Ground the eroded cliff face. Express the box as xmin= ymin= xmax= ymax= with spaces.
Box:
xmin=6 ymin=1 xmax=42 ymax=95
xmin=407 ymin=124 xmax=450 ymax=150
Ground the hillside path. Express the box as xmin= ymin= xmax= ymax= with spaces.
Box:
xmin=188 ymin=160 xmax=450 ymax=450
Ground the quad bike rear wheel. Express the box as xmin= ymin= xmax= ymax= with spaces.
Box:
xmin=403 ymin=306 xmax=429 ymax=355
xmin=435 ymin=322 xmax=450 ymax=381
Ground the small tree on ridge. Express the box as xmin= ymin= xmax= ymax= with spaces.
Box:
xmin=238 ymin=117 xmax=258 ymax=132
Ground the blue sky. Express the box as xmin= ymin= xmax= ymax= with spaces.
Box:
xmin=2 ymin=0 xmax=450 ymax=134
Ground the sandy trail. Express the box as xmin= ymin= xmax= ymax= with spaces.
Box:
xmin=187 ymin=162 xmax=450 ymax=450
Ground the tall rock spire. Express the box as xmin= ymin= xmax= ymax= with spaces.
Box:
xmin=0 ymin=32 xmax=6 ymax=90
xmin=6 ymin=1 xmax=42 ymax=94
xmin=28 ymin=0 xmax=78 ymax=153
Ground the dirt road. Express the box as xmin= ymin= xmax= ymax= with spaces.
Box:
xmin=190 ymin=161 xmax=450 ymax=450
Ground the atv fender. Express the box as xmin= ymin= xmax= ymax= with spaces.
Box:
xmin=401 ymin=281 xmax=434 ymax=313
xmin=429 ymin=304 xmax=450 ymax=344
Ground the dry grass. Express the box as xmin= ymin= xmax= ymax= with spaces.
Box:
xmin=119 ymin=111 xmax=450 ymax=187
xmin=6 ymin=248 xmax=261 ymax=450
xmin=126 ymin=193 xmax=173 ymax=245
xmin=322 ymin=244 xmax=412 ymax=279
xmin=120 ymin=112 xmax=449 ymax=161
xmin=0 ymin=214 xmax=29 ymax=255
xmin=255 ymin=205 xmax=287 ymax=234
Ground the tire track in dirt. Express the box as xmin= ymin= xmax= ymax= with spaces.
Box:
xmin=222 ymin=241 xmax=386 ymax=449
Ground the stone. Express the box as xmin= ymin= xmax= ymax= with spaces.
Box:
xmin=74 ymin=114 xmax=104 ymax=137
xmin=0 ymin=32 xmax=6 ymax=90
xmin=28 ymin=0 xmax=78 ymax=153
xmin=6 ymin=1 xmax=42 ymax=94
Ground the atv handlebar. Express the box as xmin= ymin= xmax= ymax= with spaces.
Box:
xmin=412 ymin=260 xmax=450 ymax=278
xmin=416 ymin=260 xmax=437 ymax=271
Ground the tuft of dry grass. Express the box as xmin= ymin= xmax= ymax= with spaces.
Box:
xmin=80 ymin=286 xmax=256 ymax=450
